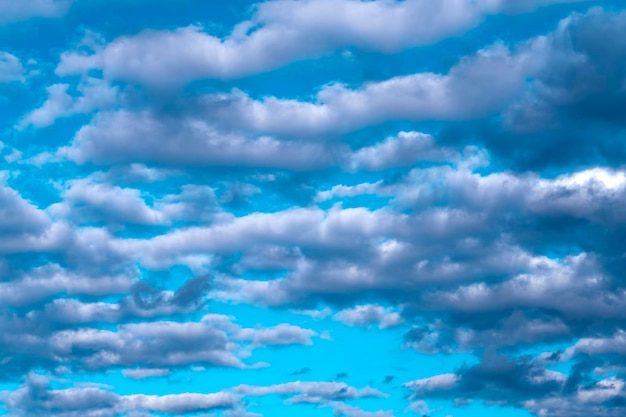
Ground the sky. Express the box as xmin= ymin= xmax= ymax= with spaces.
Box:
xmin=1 ymin=0 xmax=626 ymax=416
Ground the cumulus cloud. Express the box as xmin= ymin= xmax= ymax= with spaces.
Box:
xmin=20 ymin=78 xmax=119 ymax=128
xmin=3 ymin=376 xmax=390 ymax=417
xmin=123 ymin=392 xmax=236 ymax=414
xmin=404 ymin=352 xmax=626 ymax=417
xmin=479 ymin=8 xmax=626 ymax=170
xmin=4 ymin=4 xmax=626 ymax=417
xmin=55 ymin=0 xmax=589 ymax=86
xmin=54 ymin=36 xmax=546 ymax=171
xmin=48 ymin=178 xmax=166 ymax=226
xmin=349 ymin=131 xmax=455 ymax=171
xmin=46 ymin=8 xmax=626 ymax=176
xmin=333 ymin=304 xmax=404 ymax=329
xmin=59 ymin=108 xmax=336 ymax=169
xmin=3 ymin=375 xmax=236 ymax=416
xmin=0 ymin=175 xmax=50 ymax=239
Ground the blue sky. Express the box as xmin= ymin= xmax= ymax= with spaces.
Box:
xmin=1 ymin=0 xmax=626 ymax=416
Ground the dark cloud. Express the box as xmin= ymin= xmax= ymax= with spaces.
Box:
xmin=171 ymin=274 xmax=211 ymax=307
xmin=405 ymin=352 xmax=626 ymax=417
xmin=482 ymin=8 xmax=626 ymax=171
xmin=289 ymin=368 xmax=311 ymax=376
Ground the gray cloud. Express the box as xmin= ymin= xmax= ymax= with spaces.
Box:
xmin=3 ymin=374 xmax=236 ymax=417
xmin=405 ymin=352 xmax=626 ymax=417
xmin=234 ymin=381 xmax=387 ymax=404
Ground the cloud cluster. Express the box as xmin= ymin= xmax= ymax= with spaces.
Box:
xmin=55 ymin=0 xmax=590 ymax=85
xmin=2 ymin=375 xmax=386 ymax=417
xmin=3 ymin=2 xmax=626 ymax=417
xmin=405 ymin=352 xmax=626 ymax=417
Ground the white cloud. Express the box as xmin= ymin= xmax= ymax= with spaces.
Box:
xmin=349 ymin=131 xmax=454 ymax=171
xmin=404 ymin=373 xmax=460 ymax=394
xmin=59 ymin=108 xmax=335 ymax=168
xmin=48 ymin=177 xmax=166 ymax=226
xmin=235 ymin=324 xmax=317 ymax=347
xmin=20 ymin=78 xmax=119 ymax=128
xmin=0 ymin=51 xmax=24 ymax=82
xmin=122 ymin=368 xmax=171 ymax=380
xmin=55 ymin=0 xmax=588 ymax=85
xmin=234 ymin=381 xmax=387 ymax=403
xmin=333 ymin=304 xmax=403 ymax=329
xmin=0 ymin=0 xmax=72 ymax=24
xmin=123 ymin=392 xmax=236 ymax=414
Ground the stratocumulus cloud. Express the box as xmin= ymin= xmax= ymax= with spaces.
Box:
xmin=1 ymin=1 xmax=626 ymax=417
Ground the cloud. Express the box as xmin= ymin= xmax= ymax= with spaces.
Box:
xmin=329 ymin=402 xmax=395 ymax=417
xmin=404 ymin=352 xmax=626 ymax=417
xmin=0 ymin=0 xmax=73 ymax=24
xmin=289 ymin=367 xmax=311 ymax=376
xmin=55 ymin=0 xmax=589 ymax=86
xmin=198 ymin=42 xmax=542 ymax=138
xmin=348 ymin=131 xmax=455 ymax=171
xmin=50 ymin=8 xmax=626 ymax=175
xmin=474 ymin=8 xmax=626 ymax=170
xmin=3 ymin=376 xmax=389 ymax=417
xmin=123 ymin=392 xmax=236 ymax=414
xmin=0 ymin=175 xmax=50 ymax=240
xmin=47 ymin=316 xmax=316 ymax=372
xmin=235 ymin=324 xmax=317 ymax=347
xmin=234 ymin=381 xmax=387 ymax=404
xmin=48 ymin=177 xmax=166 ymax=226
xmin=51 ymin=35 xmax=545 ymax=173
xmin=3 ymin=374 xmax=236 ymax=416
xmin=333 ymin=304 xmax=404 ymax=329
xmin=0 ymin=301 xmax=317 ymax=379
xmin=121 ymin=368 xmax=171 ymax=380
xmin=0 ymin=51 xmax=24 ymax=82
xmin=0 ymin=266 xmax=133 ymax=308
xmin=4 ymin=6 xmax=626 ymax=417
xmin=59 ymin=108 xmax=336 ymax=169
xmin=19 ymin=78 xmax=119 ymax=128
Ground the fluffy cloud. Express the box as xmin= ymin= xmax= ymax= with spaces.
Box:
xmin=48 ymin=8 xmax=626 ymax=175
xmin=348 ymin=131 xmax=454 ymax=171
xmin=59 ymin=108 xmax=336 ymax=169
xmin=3 ymin=375 xmax=237 ymax=417
xmin=3 ymin=3 xmax=626 ymax=417
xmin=20 ymin=78 xmax=119 ymax=128
xmin=404 ymin=353 xmax=626 ymax=417
xmin=55 ymin=0 xmax=589 ymax=85
xmin=3 ymin=376 xmax=388 ymax=417
xmin=333 ymin=304 xmax=403 ymax=329
xmin=0 ymin=175 xmax=50 ymax=240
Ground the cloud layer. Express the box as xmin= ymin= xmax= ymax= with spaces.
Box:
xmin=2 ymin=1 xmax=626 ymax=417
